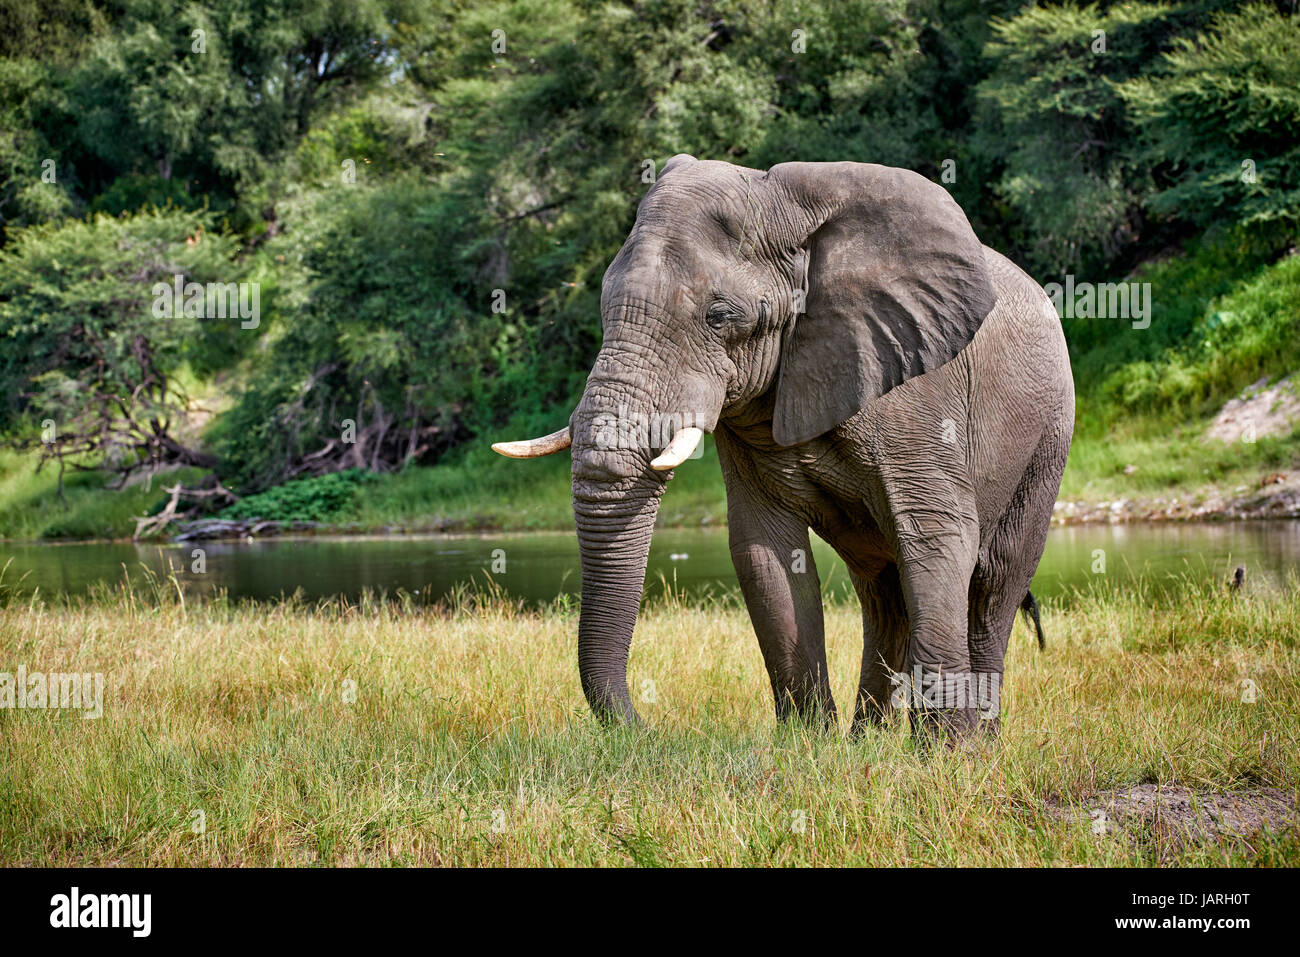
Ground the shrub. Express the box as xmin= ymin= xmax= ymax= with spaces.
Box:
xmin=218 ymin=468 xmax=378 ymax=522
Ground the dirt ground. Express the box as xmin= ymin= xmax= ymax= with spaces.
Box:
xmin=1049 ymin=785 xmax=1299 ymax=858
xmin=1205 ymin=375 xmax=1300 ymax=444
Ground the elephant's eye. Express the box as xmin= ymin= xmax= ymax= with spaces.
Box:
xmin=706 ymin=304 xmax=738 ymax=330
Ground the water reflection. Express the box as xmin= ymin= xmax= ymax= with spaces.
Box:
xmin=1 ymin=521 xmax=1297 ymax=607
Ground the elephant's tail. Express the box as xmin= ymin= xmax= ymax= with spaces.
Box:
xmin=1020 ymin=591 xmax=1045 ymax=651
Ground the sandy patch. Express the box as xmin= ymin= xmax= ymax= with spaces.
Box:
xmin=1049 ymin=784 xmax=1298 ymax=857
xmin=1206 ymin=374 xmax=1300 ymax=443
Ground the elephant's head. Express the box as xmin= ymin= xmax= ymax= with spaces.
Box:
xmin=494 ymin=156 xmax=995 ymax=723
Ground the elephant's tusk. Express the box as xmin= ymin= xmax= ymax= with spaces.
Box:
xmin=649 ymin=427 xmax=704 ymax=471
xmin=492 ymin=427 xmax=572 ymax=459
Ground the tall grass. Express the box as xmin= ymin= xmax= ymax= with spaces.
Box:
xmin=1 ymin=572 xmax=1296 ymax=866
xmin=1057 ymin=422 xmax=1300 ymax=501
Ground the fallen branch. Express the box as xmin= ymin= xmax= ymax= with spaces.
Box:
xmin=171 ymin=518 xmax=324 ymax=542
xmin=131 ymin=481 xmax=240 ymax=540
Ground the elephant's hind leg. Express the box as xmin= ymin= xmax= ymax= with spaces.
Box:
xmin=967 ymin=424 xmax=1068 ymax=734
xmin=892 ymin=511 xmax=982 ymax=743
xmin=964 ymin=559 xmax=1025 ymax=738
xmin=851 ymin=564 xmax=909 ymax=733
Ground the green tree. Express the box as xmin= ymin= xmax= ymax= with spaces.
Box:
xmin=0 ymin=207 xmax=259 ymax=483
xmin=211 ymin=180 xmax=496 ymax=489
xmin=1117 ymin=3 xmax=1300 ymax=237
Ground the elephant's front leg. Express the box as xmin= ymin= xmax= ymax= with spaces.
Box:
xmin=725 ymin=480 xmax=836 ymax=727
xmin=895 ymin=518 xmax=981 ymax=744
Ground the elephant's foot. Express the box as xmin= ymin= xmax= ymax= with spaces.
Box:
xmin=772 ymin=677 xmax=839 ymax=731
xmin=975 ymin=712 xmax=1002 ymax=740
xmin=901 ymin=667 xmax=1003 ymax=749
xmin=909 ymin=708 xmax=1004 ymax=752
xmin=776 ymin=699 xmax=839 ymax=732
xmin=910 ymin=704 xmax=976 ymax=747
xmin=849 ymin=691 xmax=895 ymax=736
xmin=849 ymin=714 xmax=885 ymax=737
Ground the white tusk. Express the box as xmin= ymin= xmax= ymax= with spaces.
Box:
xmin=492 ymin=427 xmax=572 ymax=459
xmin=649 ymin=427 xmax=704 ymax=471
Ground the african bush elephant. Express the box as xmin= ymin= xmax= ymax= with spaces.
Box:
xmin=494 ymin=156 xmax=1074 ymax=741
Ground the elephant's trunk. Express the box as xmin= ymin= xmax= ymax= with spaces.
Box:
xmin=568 ymin=375 xmax=676 ymax=724
xmin=572 ymin=481 xmax=661 ymax=723
xmin=565 ymin=297 xmax=724 ymax=723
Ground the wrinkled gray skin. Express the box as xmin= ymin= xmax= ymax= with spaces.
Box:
xmin=565 ymin=156 xmax=1073 ymax=741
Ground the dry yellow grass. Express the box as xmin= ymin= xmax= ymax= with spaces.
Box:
xmin=1 ymin=574 xmax=1297 ymax=866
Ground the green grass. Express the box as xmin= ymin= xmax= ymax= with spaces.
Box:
xmin=1 ymin=574 xmax=1296 ymax=866
xmin=0 ymin=450 xmax=204 ymax=541
xmin=6 ymin=411 xmax=1297 ymax=540
xmin=5 ymin=418 xmax=1297 ymax=539
xmin=1058 ymin=421 xmax=1300 ymax=502
xmin=0 ymin=438 xmax=729 ymax=540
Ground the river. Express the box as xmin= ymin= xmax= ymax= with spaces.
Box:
xmin=1 ymin=521 xmax=1297 ymax=606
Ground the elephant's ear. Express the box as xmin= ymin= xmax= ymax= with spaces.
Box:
xmin=767 ymin=162 xmax=996 ymax=447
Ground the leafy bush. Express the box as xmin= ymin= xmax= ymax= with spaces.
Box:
xmin=1075 ymin=244 xmax=1300 ymax=430
xmin=89 ymin=174 xmax=200 ymax=216
xmin=209 ymin=178 xmax=495 ymax=490
xmin=219 ymin=468 xmax=378 ymax=522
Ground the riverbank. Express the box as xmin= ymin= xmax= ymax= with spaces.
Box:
xmin=1055 ymin=470 xmax=1300 ymax=524
xmin=2 ymin=575 xmax=1296 ymax=866
xmin=3 ymin=428 xmax=1300 ymax=543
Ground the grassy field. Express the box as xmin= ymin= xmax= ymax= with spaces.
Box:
xmin=1057 ymin=419 xmax=1300 ymax=503
xmin=1 ymin=573 xmax=1297 ymax=866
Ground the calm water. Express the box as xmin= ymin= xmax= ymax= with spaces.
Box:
xmin=1 ymin=522 xmax=1298 ymax=606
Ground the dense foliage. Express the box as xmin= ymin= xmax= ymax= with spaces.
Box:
xmin=217 ymin=467 xmax=377 ymax=521
xmin=0 ymin=207 xmax=263 ymax=482
xmin=0 ymin=0 xmax=1296 ymax=525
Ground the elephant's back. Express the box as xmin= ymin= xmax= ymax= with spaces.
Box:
xmin=957 ymin=247 xmax=1074 ymax=524
xmin=972 ymin=246 xmax=1073 ymax=412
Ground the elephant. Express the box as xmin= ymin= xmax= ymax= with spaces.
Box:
xmin=494 ymin=156 xmax=1074 ymax=741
